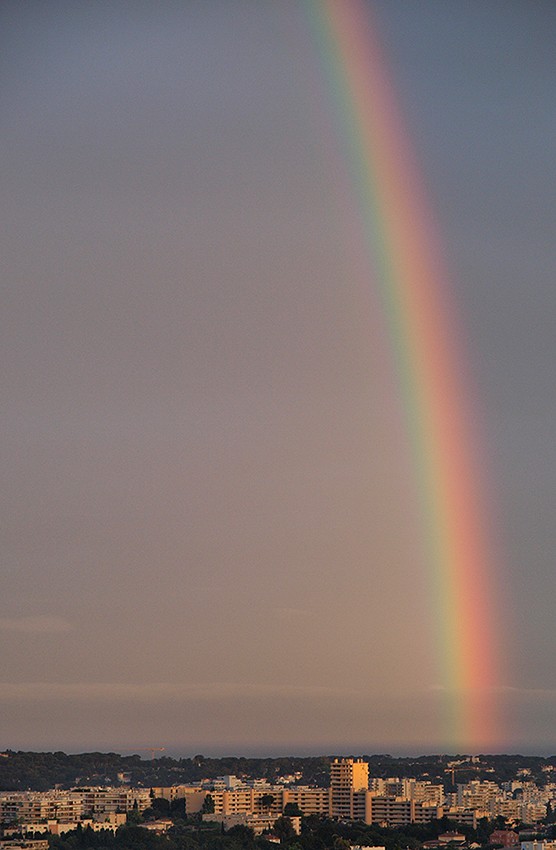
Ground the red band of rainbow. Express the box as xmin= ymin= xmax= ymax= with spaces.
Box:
xmin=306 ymin=0 xmax=504 ymax=750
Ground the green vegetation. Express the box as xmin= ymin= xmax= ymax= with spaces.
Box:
xmin=3 ymin=751 xmax=556 ymax=792
xmin=283 ymin=804 xmax=303 ymax=818
xmin=3 ymin=751 xmax=556 ymax=850
xmin=200 ymin=795 xmax=215 ymax=816
xmin=39 ymin=813 xmax=555 ymax=850
xmin=0 ymin=753 xmax=331 ymax=792
xmin=48 ymin=821 xmax=270 ymax=850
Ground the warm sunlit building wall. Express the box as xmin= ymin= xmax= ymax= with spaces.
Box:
xmin=282 ymin=786 xmax=332 ymax=816
xmin=331 ymin=758 xmax=369 ymax=820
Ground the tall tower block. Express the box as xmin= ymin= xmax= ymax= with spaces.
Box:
xmin=330 ymin=757 xmax=369 ymax=820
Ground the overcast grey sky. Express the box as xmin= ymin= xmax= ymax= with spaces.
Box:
xmin=2 ymin=0 xmax=556 ymax=756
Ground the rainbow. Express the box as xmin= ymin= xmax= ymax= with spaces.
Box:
xmin=306 ymin=0 xmax=503 ymax=749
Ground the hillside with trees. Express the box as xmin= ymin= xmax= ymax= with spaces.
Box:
xmin=2 ymin=751 xmax=556 ymax=792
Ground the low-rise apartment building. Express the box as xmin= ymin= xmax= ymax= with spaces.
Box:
xmin=0 ymin=788 xmax=151 ymax=828
xmin=366 ymin=796 xmax=443 ymax=827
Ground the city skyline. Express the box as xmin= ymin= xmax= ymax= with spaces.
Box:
xmin=2 ymin=1 xmax=556 ymax=755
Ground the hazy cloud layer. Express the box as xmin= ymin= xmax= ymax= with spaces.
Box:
xmin=0 ymin=616 xmax=72 ymax=634
xmin=1 ymin=682 xmax=555 ymax=755
xmin=0 ymin=682 xmax=358 ymax=702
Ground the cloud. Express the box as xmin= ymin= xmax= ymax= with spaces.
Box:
xmin=0 ymin=615 xmax=72 ymax=634
xmin=497 ymin=686 xmax=556 ymax=700
xmin=427 ymin=683 xmax=532 ymax=695
xmin=0 ymin=681 xmax=361 ymax=703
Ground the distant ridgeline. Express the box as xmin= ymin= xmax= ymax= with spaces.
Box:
xmin=1 ymin=752 xmax=556 ymax=792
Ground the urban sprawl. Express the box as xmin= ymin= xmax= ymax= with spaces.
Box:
xmin=2 ymin=757 xmax=556 ymax=850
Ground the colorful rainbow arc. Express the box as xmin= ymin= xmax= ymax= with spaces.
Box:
xmin=307 ymin=0 xmax=503 ymax=748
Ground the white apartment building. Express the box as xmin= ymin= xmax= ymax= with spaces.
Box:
xmin=331 ymin=758 xmax=369 ymax=821
xmin=366 ymin=796 xmax=443 ymax=827
xmin=457 ymin=781 xmax=500 ymax=810
xmin=80 ymin=787 xmax=151 ymax=816
xmin=444 ymin=808 xmax=479 ymax=829
xmin=0 ymin=788 xmax=151 ymax=827
xmin=153 ymin=782 xmax=331 ymax=819
xmin=0 ymin=792 xmax=84 ymax=825
xmin=282 ymin=787 xmax=332 ymax=816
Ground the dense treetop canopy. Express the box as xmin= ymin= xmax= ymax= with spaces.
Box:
xmin=1 ymin=751 xmax=556 ymax=792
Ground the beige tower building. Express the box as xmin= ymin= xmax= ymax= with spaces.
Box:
xmin=330 ymin=758 xmax=369 ymax=820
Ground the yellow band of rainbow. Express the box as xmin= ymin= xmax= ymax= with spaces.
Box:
xmin=306 ymin=0 xmax=504 ymax=750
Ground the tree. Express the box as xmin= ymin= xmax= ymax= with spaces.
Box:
xmin=273 ymin=816 xmax=296 ymax=844
xmin=201 ymin=794 xmax=215 ymax=815
xmin=284 ymin=803 xmax=303 ymax=818
xmin=126 ymin=808 xmax=142 ymax=825
xmin=142 ymin=797 xmax=171 ymax=821
xmin=227 ymin=824 xmax=255 ymax=844
xmin=152 ymin=798 xmax=170 ymax=816
xmin=476 ymin=816 xmax=491 ymax=845
xmin=260 ymin=794 xmax=275 ymax=811
xmin=170 ymin=798 xmax=186 ymax=820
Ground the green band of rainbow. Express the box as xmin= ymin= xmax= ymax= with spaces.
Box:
xmin=306 ymin=0 xmax=504 ymax=749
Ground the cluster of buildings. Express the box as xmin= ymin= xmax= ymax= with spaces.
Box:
xmin=450 ymin=779 xmax=549 ymax=827
xmin=0 ymin=787 xmax=150 ymax=836
xmin=173 ymin=759 xmax=553 ymax=831
xmin=1 ymin=758 xmax=556 ymax=839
